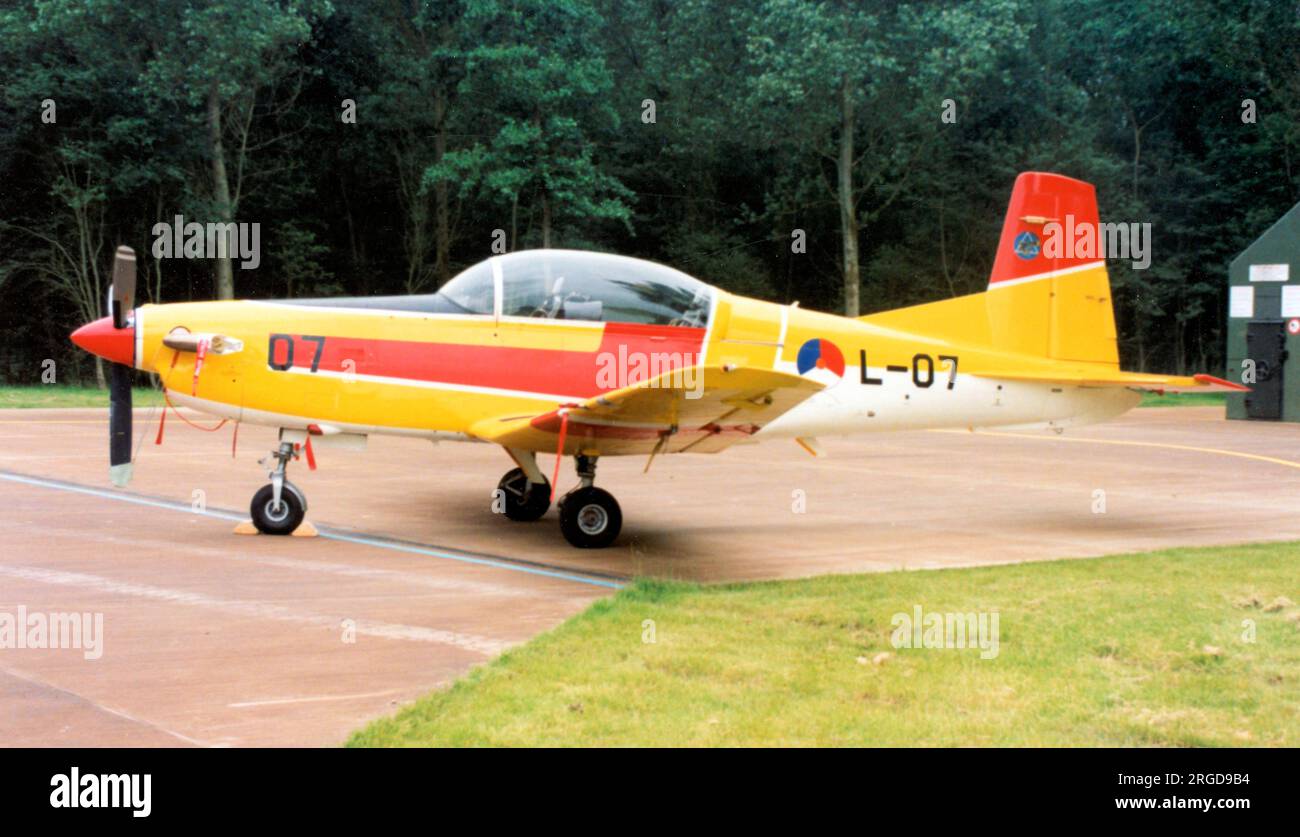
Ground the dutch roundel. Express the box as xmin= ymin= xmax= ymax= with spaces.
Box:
xmin=796 ymin=338 xmax=845 ymax=380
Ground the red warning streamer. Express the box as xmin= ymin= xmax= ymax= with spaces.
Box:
xmin=156 ymin=390 xmax=229 ymax=446
xmin=549 ymin=409 xmax=570 ymax=502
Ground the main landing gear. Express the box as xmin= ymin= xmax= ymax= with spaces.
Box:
xmin=558 ymin=455 xmax=621 ymax=549
xmin=250 ymin=440 xmax=307 ymax=535
xmin=496 ymin=467 xmax=551 ymax=521
xmin=496 ymin=453 xmax=622 ymax=548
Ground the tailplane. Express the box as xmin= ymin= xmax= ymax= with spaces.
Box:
xmin=861 ymin=171 xmax=1117 ymax=366
xmin=859 ymin=171 xmax=1245 ymax=394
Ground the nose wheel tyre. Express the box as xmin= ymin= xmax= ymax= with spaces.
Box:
xmin=497 ymin=467 xmax=551 ymax=521
xmin=558 ymin=487 xmax=621 ymax=549
xmin=250 ymin=482 xmax=307 ymax=535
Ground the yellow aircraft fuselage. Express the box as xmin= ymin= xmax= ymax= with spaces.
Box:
xmin=127 ymin=264 xmax=1138 ymax=455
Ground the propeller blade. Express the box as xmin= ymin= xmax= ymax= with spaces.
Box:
xmin=109 ymin=245 xmax=137 ymax=328
xmin=109 ymin=361 xmax=133 ymax=486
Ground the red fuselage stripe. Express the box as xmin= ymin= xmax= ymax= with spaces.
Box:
xmin=279 ymin=322 xmax=706 ymax=397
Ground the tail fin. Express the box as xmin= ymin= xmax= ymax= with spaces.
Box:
xmin=985 ymin=172 xmax=1118 ymax=365
xmin=860 ymin=171 xmax=1119 ymax=367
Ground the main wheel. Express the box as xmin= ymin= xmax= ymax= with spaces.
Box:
xmin=496 ymin=468 xmax=551 ymax=521
xmin=250 ymin=482 xmax=307 ymax=535
xmin=558 ymin=487 xmax=622 ymax=549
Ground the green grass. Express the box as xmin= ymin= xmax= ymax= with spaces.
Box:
xmin=350 ymin=542 xmax=1300 ymax=747
xmin=1139 ymin=391 xmax=1227 ymax=408
xmin=0 ymin=385 xmax=165 ymax=409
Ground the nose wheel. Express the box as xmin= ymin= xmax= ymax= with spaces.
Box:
xmin=250 ymin=439 xmax=309 ymax=535
xmin=251 ymin=482 xmax=306 ymax=535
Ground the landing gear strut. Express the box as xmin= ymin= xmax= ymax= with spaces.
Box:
xmin=250 ymin=440 xmax=307 ymax=535
xmin=558 ymin=455 xmax=621 ymax=548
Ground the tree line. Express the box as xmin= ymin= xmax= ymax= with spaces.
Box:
xmin=1 ymin=0 xmax=1297 ymax=385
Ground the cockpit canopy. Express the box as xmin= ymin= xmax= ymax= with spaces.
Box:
xmin=287 ymin=250 xmax=715 ymax=328
xmin=436 ymin=250 xmax=713 ymax=327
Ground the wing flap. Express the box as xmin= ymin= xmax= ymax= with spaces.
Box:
xmin=470 ymin=365 xmax=823 ymax=456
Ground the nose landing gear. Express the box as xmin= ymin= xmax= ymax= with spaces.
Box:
xmin=250 ymin=440 xmax=307 ymax=535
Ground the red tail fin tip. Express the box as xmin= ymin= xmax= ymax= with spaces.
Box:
xmin=988 ymin=172 xmax=1101 ymax=288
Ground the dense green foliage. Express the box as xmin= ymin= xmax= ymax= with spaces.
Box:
xmin=1 ymin=0 xmax=1297 ymax=384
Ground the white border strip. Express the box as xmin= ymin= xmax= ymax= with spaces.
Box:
xmin=491 ymin=256 xmax=503 ymax=320
xmin=696 ymin=291 xmax=720 ymax=367
xmin=133 ymin=307 xmax=145 ymax=370
xmin=281 ymin=366 xmax=588 ymax=405
xmin=987 ymin=260 xmax=1105 ymax=290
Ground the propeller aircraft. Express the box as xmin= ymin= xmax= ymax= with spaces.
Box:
xmin=70 ymin=172 xmax=1245 ymax=548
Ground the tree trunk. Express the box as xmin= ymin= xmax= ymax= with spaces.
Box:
xmin=510 ymin=194 xmax=519 ymax=252
xmin=1132 ymin=124 xmax=1142 ymax=201
xmin=207 ymin=86 xmax=235 ymax=300
xmin=541 ymin=192 xmax=552 ymax=249
xmin=340 ymin=175 xmax=365 ymax=293
xmin=433 ymin=17 xmax=453 ymax=288
xmin=433 ymin=86 xmax=451 ymax=287
xmin=150 ymin=189 xmax=166 ymax=302
xmin=838 ymin=80 xmax=860 ymax=317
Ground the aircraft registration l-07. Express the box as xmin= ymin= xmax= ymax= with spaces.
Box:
xmin=72 ymin=172 xmax=1244 ymax=547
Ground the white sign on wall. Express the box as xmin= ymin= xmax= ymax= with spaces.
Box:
xmin=1283 ymin=286 xmax=1300 ymax=318
xmin=1230 ymin=285 xmax=1255 ymax=318
xmin=1249 ymin=263 xmax=1290 ymax=282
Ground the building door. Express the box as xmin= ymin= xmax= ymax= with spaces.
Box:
xmin=1245 ymin=320 xmax=1287 ymax=420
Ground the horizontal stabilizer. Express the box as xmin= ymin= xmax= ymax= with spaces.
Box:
xmin=971 ymin=369 xmax=1248 ymax=393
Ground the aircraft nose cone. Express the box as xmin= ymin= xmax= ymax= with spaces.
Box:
xmin=70 ymin=315 xmax=134 ymax=366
